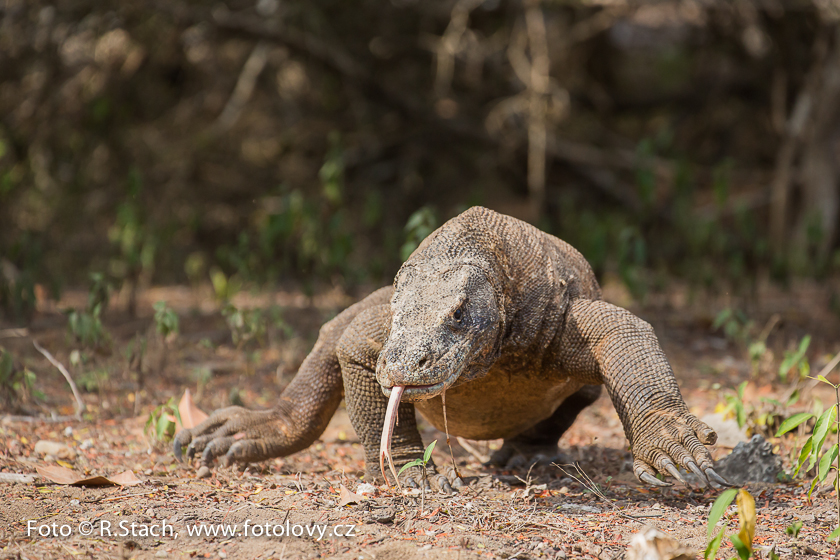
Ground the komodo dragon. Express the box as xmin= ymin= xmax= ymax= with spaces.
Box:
xmin=174 ymin=206 xmax=729 ymax=491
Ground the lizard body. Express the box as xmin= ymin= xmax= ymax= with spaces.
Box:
xmin=175 ymin=207 xmax=727 ymax=490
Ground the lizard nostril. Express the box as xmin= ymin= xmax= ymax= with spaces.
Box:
xmin=418 ymin=356 xmax=429 ymax=369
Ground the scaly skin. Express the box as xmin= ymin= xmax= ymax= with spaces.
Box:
xmin=175 ymin=207 xmax=729 ymax=490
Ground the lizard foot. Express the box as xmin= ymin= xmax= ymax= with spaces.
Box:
xmin=631 ymin=409 xmax=733 ymax=489
xmin=396 ymin=463 xmax=464 ymax=495
xmin=173 ymin=406 xmax=296 ymax=468
xmin=368 ymin=462 xmax=463 ymax=495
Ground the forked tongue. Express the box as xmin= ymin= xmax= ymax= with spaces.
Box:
xmin=380 ymin=385 xmax=405 ymax=491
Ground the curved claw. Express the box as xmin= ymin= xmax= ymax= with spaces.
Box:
xmin=640 ymin=472 xmax=672 ymax=487
xmin=452 ymin=477 xmax=465 ymax=489
xmin=662 ymin=460 xmax=688 ymax=484
xmin=405 ymin=477 xmax=419 ymax=489
xmin=705 ymin=468 xmax=734 ymax=488
xmin=685 ymin=461 xmax=707 ymax=483
xmin=438 ymin=477 xmax=454 ymax=495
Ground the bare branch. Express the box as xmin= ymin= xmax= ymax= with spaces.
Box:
xmin=32 ymin=340 xmax=84 ymax=420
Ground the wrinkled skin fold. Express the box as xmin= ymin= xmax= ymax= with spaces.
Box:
xmin=174 ymin=207 xmax=730 ymax=491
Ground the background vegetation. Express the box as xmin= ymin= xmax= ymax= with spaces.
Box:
xmin=2 ymin=0 xmax=840 ymax=320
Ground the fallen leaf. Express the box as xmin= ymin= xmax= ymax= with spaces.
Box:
xmin=338 ymin=484 xmax=363 ymax=507
xmin=627 ymin=526 xmax=695 ymax=560
xmin=178 ymin=389 xmax=208 ymax=429
xmin=36 ymin=466 xmax=143 ymax=487
xmin=737 ymin=488 xmax=756 ymax=552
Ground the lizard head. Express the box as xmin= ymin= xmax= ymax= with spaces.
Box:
xmin=376 ymin=263 xmax=501 ymax=402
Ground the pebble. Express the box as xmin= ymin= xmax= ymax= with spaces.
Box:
xmin=34 ymin=440 xmax=76 ymax=460
xmin=154 ymin=552 xmax=168 ymax=558
xmin=197 ymin=466 xmax=211 ymax=479
xmin=356 ymin=483 xmax=377 ymax=496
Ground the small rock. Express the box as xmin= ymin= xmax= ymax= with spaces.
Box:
xmin=356 ymin=483 xmax=377 ymax=496
xmin=557 ymin=486 xmax=570 ymax=495
xmin=196 ymin=466 xmax=211 ymax=479
xmin=154 ymin=551 xmax=168 ymax=558
xmin=559 ymin=504 xmax=601 ymax=514
xmin=626 ymin=526 xmax=695 ymax=560
xmin=219 ymin=552 xmax=227 ymax=559
xmin=64 ymin=426 xmax=73 ymax=437
xmin=34 ymin=440 xmax=76 ymax=461
xmin=713 ymin=434 xmax=784 ymax=485
xmin=369 ymin=508 xmax=395 ymax=524
xmin=80 ymin=438 xmax=95 ymax=450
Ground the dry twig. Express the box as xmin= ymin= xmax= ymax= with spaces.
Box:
xmin=31 ymin=340 xmax=84 ymax=420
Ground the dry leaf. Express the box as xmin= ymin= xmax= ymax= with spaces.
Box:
xmin=736 ymin=488 xmax=756 ymax=552
xmin=627 ymin=526 xmax=695 ymax=560
xmin=37 ymin=466 xmax=143 ymax=487
xmin=178 ymin=389 xmax=208 ymax=429
xmin=338 ymin=484 xmax=363 ymax=507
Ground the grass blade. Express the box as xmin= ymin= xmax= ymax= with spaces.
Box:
xmin=707 ymin=488 xmax=738 ymax=538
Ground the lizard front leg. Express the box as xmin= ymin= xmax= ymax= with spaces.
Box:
xmin=559 ymin=298 xmax=730 ymax=488
xmin=336 ymin=304 xmax=458 ymax=493
xmin=173 ymin=287 xmax=393 ymax=468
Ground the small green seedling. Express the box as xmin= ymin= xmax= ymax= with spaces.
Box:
xmin=785 ymin=521 xmax=803 ymax=538
xmin=398 ymin=440 xmax=437 ymax=514
xmin=153 ymin=301 xmax=179 ymax=338
xmin=399 ymin=439 xmax=437 ymax=477
xmin=145 ymin=397 xmax=182 ymax=448
xmin=779 ymin=335 xmax=811 ymax=382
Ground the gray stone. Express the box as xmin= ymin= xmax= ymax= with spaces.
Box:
xmin=714 ymin=434 xmax=784 ymax=485
xmin=683 ymin=434 xmax=783 ymax=486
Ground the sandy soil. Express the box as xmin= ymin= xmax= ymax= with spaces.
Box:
xmin=1 ymin=282 xmax=839 ymax=559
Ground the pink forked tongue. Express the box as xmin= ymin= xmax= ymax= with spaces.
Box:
xmin=380 ymin=386 xmax=405 ymax=491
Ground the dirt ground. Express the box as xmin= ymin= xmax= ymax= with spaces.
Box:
xmin=2 ymin=280 xmax=840 ymax=560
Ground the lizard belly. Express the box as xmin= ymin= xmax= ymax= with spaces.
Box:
xmin=412 ymin=364 xmax=584 ymax=440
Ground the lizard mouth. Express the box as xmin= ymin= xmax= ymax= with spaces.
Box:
xmin=382 ymin=367 xmax=461 ymax=401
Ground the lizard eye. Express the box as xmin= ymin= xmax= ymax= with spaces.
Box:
xmin=453 ymin=308 xmax=463 ymax=322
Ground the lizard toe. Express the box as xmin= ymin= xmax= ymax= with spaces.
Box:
xmin=634 ymin=459 xmax=671 ymax=487
xmin=200 ymin=436 xmax=238 ymax=466
xmin=705 ymin=468 xmax=734 ymax=488
xmin=429 ymin=473 xmax=455 ymax=495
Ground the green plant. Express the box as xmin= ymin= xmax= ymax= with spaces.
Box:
xmin=398 ymin=440 xmax=437 ymax=514
xmin=210 ymin=267 xmax=242 ymax=303
xmin=153 ymin=301 xmax=179 ymax=338
xmin=723 ymin=381 xmax=749 ymax=430
xmin=222 ymin=303 xmax=267 ymax=349
xmin=779 ymin=335 xmax=811 ymax=382
xmin=65 ymin=273 xmax=112 ymax=348
xmin=713 ymin=308 xmax=754 ymax=345
xmin=0 ymin=348 xmax=42 ymax=406
xmin=401 ymin=207 xmax=438 ymax=261
xmin=705 ymin=488 xmax=756 ymax=560
xmin=719 ymin=380 xmax=800 ymax=437
xmin=145 ymin=397 xmax=182 ymax=448
xmin=785 ymin=521 xmax=803 ymax=538
xmin=77 ymin=368 xmax=109 ymax=393
xmin=775 ymin=366 xmax=840 ymax=541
